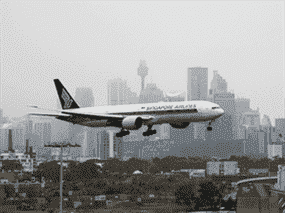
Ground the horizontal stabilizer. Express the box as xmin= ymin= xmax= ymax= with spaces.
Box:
xmin=27 ymin=105 xmax=61 ymax=112
xmin=29 ymin=112 xmax=71 ymax=117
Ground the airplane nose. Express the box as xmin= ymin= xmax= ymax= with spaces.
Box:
xmin=221 ymin=109 xmax=225 ymax=115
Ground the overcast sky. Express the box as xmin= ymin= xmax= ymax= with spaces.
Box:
xmin=0 ymin=1 xmax=284 ymax=125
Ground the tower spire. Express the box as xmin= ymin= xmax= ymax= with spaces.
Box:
xmin=137 ymin=60 xmax=148 ymax=92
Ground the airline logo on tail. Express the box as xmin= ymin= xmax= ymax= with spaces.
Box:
xmin=62 ymin=88 xmax=73 ymax=109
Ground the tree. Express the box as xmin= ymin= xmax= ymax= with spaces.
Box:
xmin=176 ymin=183 xmax=195 ymax=208
xmin=34 ymin=161 xmax=60 ymax=183
xmin=75 ymin=161 xmax=101 ymax=180
xmin=5 ymin=184 xmax=16 ymax=198
xmin=197 ymin=181 xmax=220 ymax=209
xmin=102 ymin=157 xmax=124 ymax=175
xmin=2 ymin=160 xmax=24 ymax=172
xmin=64 ymin=161 xmax=78 ymax=182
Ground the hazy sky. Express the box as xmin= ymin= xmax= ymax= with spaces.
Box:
xmin=1 ymin=1 xmax=284 ymax=125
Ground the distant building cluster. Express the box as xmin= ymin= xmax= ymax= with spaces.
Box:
xmin=0 ymin=60 xmax=284 ymax=162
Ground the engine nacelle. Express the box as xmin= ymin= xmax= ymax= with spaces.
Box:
xmin=122 ymin=116 xmax=143 ymax=130
xmin=169 ymin=122 xmax=190 ymax=129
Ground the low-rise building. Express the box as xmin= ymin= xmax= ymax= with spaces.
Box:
xmin=207 ymin=161 xmax=238 ymax=176
xmin=189 ymin=169 xmax=206 ymax=178
xmin=0 ymin=151 xmax=35 ymax=172
xmin=207 ymin=162 xmax=221 ymax=175
xmin=223 ymin=161 xmax=238 ymax=175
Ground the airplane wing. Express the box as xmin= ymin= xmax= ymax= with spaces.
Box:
xmin=29 ymin=111 xmax=154 ymax=121
xmin=61 ymin=111 xmax=155 ymax=121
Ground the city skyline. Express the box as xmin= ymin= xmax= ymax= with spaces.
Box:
xmin=0 ymin=1 xmax=284 ymax=125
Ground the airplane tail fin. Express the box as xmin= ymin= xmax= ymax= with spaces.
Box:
xmin=54 ymin=79 xmax=80 ymax=109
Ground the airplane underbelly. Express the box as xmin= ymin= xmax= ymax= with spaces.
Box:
xmin=81 ymin=119 xmax=109 ymax=127
xmin=148 ymin=112 xmax=208 ymax=125
xmin=167 ymin=113 xmax=206 ymax=122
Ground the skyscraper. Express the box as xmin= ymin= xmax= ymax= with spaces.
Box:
xmin=74 ymin=87 xmax=94 ymax=107
xmin=276 ymin=118 xmax=285 ymax=136
xmin=245 ymin=131 xmax=266 ymax=156
xmin=139 ymin=83 xmax=164 ymax=104
xmin=209 ymin=71 xmax=228 ymax=95
xmin=164 ymin=91 xmax=185 ymax=102
xmin=73 ymin=87 xmax=94 ymax=157
xmin=32 ymin=121 xmax=52 ymax=155
xmin=12 ymin=127 xmax=25 ymax=152
xmin=0 ymin=128 xmax=9 ymax=151
xmin=0 ymin=108 xmax=3 ymax=125
xmin=235 ymin=98 xmax=251 ymax=139
xmin=187 ymin=67 xmax=208 ymax=101
xmin=107 ymin=78 xmax=138 ymax=105
xmin=97 ymin=130 xmax=110 ymax=160
xmin=210 ymin=93 xmax=236 ymax=141
xmin=242 ymin=109 xmax=261 ymax=132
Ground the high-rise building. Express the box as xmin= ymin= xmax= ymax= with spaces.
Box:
xmin=276 ymin=118 xmax=285 ymax=136
xmin=187 ymin=67 xmax=208 ymax=101
xmin=268 ymin=144 xmax=282 ymax=159
xmin=208 ymin=93 xmax=235 ymax=141
xmin=72 ymin=87 xmax=95 ymax=157
xmin=97 ymin=130 xmax=110 ymax=160
xmin=85 ymin=129 xmax=99 ymax=158
xmin=32 ymin=121 xmax=52 ymax=156
xmin=25 ymin=119 xmax=33 ymax=141
xmin=164 ymin=91 xmax=185 ymax=102
xmin=74 ymin=87 xmax=94 ymax=108
xmin=108 ymin=78 xmax=138 ymax=105
xmin=193 ymin=123 xmax=207 ymax=140
xmin=245 ymin=131 xmax=266 ymax=156
xmin=114 ymin=135 xmax=123 ymax=159
xmin=139 ymin=83 xmax=164 ymax=104
xmin=0 ymin=108 xmax=3 ymax=125
xmin=235 ymin=98 xmax=251 ymax=139
xmin=261 ymin=114 xmax=272 ymax=127
xmin=242 ymin=109 xmax=261 ymax=132
xmin=0 ymin=128 xmax=9 ymax=151
xmin=209 ymin=71 xmax=228 ymax=96
xmin=12 ymin=127 xmax=25 ymax=152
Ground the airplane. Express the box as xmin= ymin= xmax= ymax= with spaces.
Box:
xmin=28 ymin=79 xmax=225 ymax=137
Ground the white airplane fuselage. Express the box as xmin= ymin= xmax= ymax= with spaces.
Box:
xmin=58 ymin=100 xmax=224 ymax=128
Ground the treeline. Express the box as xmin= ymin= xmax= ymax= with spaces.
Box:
xmin=2 ymin=154 xmax=282 ymax=178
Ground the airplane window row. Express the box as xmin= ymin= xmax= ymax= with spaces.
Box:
xmin=212 ymin=107 xmax=220 ymax=109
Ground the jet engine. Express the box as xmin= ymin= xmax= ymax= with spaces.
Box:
xmin=121 ymin=116 xmax=143 ymax=130
xmin=169 ymin=122 xmax=190 ymax=129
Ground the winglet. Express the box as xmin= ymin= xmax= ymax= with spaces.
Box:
xmin=54 ymin=79 xmax=80 ymax=109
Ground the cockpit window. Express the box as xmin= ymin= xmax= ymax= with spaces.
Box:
xmin=212 ymin=107 xmax=220 ymax=109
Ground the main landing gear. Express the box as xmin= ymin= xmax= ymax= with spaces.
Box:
xmin=207 ymin=120 xmax=214 ymax=131
xmin=116 ymin=129 xmax=130 ymax=137
xmin=143 ymin=125 xmax=157 ymax=136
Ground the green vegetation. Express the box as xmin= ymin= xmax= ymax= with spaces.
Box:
xmin=1 ymin=154 xmax=281 ymax=211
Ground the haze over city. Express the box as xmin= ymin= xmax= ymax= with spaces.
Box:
xmin=0 ymin=1 xmax=284 ymax=125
